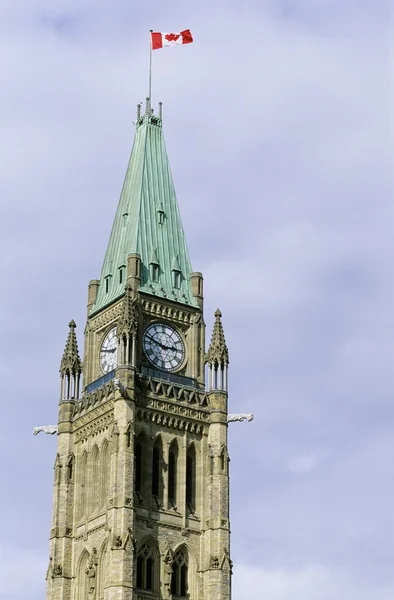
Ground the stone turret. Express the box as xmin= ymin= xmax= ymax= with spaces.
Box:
xmin=60 ymin=320 xmax=82 ymax=401
xmin=206 ymin=309 xmax=229 ymax=391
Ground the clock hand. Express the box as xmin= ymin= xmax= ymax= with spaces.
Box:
xmin=147 ymin=335 xmax=178 ymax=353
xmin=101 ymin=348 xmax=117 ymax=353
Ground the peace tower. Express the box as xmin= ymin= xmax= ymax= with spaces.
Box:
xmin=46 ymin=98 xmax=234 ymax=600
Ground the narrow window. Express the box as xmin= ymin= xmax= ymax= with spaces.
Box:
xmin=105 ymin=276 xmax=110 ymax=293
xmin=186 ymin=445 xmax=196 ymax=514
xmin=173 ymin=270 xmax=181 ymax=289
xmin=137 ymin=544 xmax=155 ymax=591
xmin=152 ymin=438 xmax=163 ymax=508
xmin=119 ymin=267 xmax=124 ymax=284
xmin=151 ymin=264 xmax=159 ymax=282
xmin=171 ymin=548 xmax=188 ymax=597
xmin=67 ymin=455 xmax=74 ymax=482
xmin=221 ymin=450 xmax=226 ymax=472
xmin=168 ymin=441 xmax=178 ymax=508
xmin=135 ymin=442 xmax=142 ymax=495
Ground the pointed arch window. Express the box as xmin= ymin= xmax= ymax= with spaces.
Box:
xmin=168 ymin=440 xmax=178 ymax=509
xmin=91 ymin=445 xmax=100 ymax=514
xmin=186 ymin=444 xmax=196 ymax=515
xmin=79 ymin=451 xmax=88 ymax=519
xmin=135 ymin=433 xmax=147 ymax=502
xmin=67 ymin=454 xmax=75 ymax=483
xmin=136 ymin=543 xmax=156 ymax=591
xmin=171 ymin=547 xmax=188 ymax=597
xmin=152 ymin=436 xmax=163 ymax=508
xmin=99 ymin=440 xmax=109 ymax=510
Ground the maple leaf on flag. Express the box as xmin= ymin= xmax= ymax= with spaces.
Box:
xmin=165 ymin=33 xmax=180 ymax=42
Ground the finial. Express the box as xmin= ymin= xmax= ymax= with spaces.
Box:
xmin=158 ymin=102 xmax=162 ymax=120
xmin=60 ymin=320 xmax=82 ymax=376
xmin=137 ymin=103 xmax=141 ymax=120
xmin=206 ymin=308 xmax=229 ymax=367
xmin=145 ymin=97 xmax=150 ymax=114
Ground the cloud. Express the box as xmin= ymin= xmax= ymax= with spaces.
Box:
xmin=233 ymin=563 xmax=394 ymax=600
xmin=288 ymin=453 xmax=318 ymax=474
xmin=0 ymin=1 xmax=392 ymax=600
xmin=0 ymin=548 xmax=47 ymax=598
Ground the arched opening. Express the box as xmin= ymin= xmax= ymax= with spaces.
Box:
xmin=67 ymin=454 xmax=75 ymax=483
xmin=136 ymin=540 xmax=158 ymax=593
xmin=168 ymin=439 xmax=178 ymax=509
xmin=76 ymin=549 xmax=90 ymax=600
xmin=186 ymin=444 xmax=196 ymax=515
xmin=135 ymin=432 xmax=148 ymax=502
xmin=97 ymin=540 xmax=108 ymax=600
xmin=171 ymin=546 xmax=188 ymax=597
xmin=79 ymin=451 xmax=88 ymax=520
xmin=90 ymin=445 xmax=100 ymax=515
xmin=100 ymin=440 xmax=109 ymax=510
xmin=152 ymin=436 xmax=163 ymax=508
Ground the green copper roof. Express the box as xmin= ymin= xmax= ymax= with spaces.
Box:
xmin=92 ymin=104 xmax=198 ymax=313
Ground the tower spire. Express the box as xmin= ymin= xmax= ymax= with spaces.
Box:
xmin=91 ymin=104 xmax=197 ymax=314
xmin=206 ymin=309 xmax=229 ymax=391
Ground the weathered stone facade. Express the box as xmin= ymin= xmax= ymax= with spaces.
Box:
xmin=45 ymin=103 xmax=232 ymax=600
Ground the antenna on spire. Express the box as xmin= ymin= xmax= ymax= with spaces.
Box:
xmin=149 ymin=29 xmax=153 ymax=104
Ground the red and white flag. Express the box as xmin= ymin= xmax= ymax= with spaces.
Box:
xmin=151 ymin=29 xmax=193 ymax=50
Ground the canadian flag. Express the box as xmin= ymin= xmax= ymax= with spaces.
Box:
xmin=151 ymin=29 xmax=193 ymax=50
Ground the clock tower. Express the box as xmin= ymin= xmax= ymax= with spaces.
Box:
xmin=46 ymin=99 xmax=232 ymax=600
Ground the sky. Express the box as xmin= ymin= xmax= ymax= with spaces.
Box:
xmin=0 ymin=0 xmax=393 ymax=598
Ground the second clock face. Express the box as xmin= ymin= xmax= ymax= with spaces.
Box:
xmin=100 ymin=327 xmax=117 ymax=374
xmin=143 ymin=323 xmax=185 ymax=372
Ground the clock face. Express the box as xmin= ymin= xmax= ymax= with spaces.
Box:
xmin=142 ymin=323 xmax=185 ymax=372
xmin=100 ymin=327 xmax=117 ymax=374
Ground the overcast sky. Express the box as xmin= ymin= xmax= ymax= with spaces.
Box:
xmin=1 ymin=1 xmax=393 ymax=599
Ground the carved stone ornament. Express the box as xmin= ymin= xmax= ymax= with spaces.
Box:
xmin=85 ymin=549 xmax=98 ymax=597
xmin=227 ymin=413 xmax=254 ymax=423
xmin=210 ymin=556 xmax=220 ymax=569
xmin=163 ymin=549 xmax=173 ymax=599
xmin=53 ymin=563 xmax=62 ymax=576
xmin=33 ymin=425 xmax=58 ymax=435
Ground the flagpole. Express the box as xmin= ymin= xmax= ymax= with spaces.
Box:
xmin=149 ymin=30 xmax=153 ymax=107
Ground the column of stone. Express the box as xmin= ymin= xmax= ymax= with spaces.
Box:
xmin=203 ymin=390 xmax=231 ymax=600
xmin=47 ymin=399 xmax=75 ymax=600
xmin=104 ymin=371 xmax=136 ymax=600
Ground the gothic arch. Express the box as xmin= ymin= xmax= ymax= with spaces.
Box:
xmin=186 ymin=443 xmax=197 ymax=514
xmin=168 ymin=438 xmax=179 ymax=509
xmin=79 ymin=450 xmax=88 ymax=520
xmin=171 ymin=543 xmax=198 ymax=600
xmin=152 ymin=435 xmax=163 ymax=507
xmin=99 ymin=439 xmax=109 ymax=510
xmin=135 ymin=431 xmax=149 ymax=500
xmin=76 ymin=549 xmax=90 ymax=600
xmin=97 ymin=538 xmax=109 ymax=600
xmin=90 ymin=444 xmax=100 ymax=515
xmin=136 ymin=536 xmax=160 ymax=594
